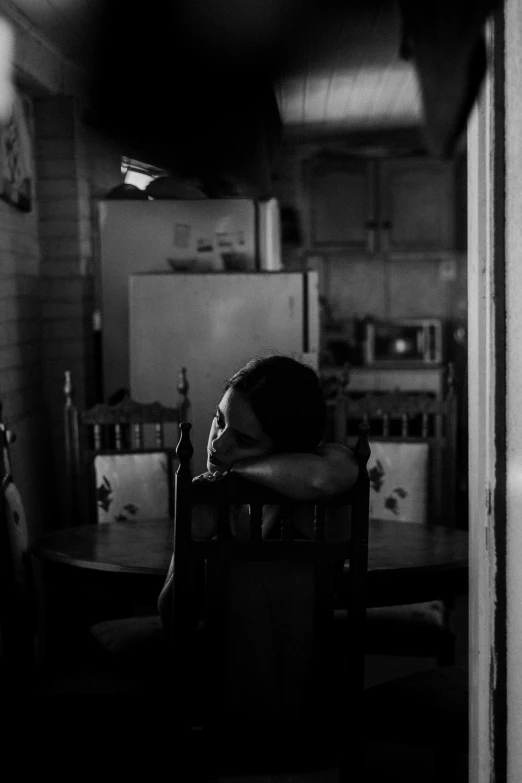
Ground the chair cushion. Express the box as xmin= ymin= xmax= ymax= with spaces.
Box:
xmin=364 ymin=665 xmax=468 ymax=752
xmin=90 ymin=615 xmax=170 ymax=666
xmin=367 ymin=600 xmax=445 ymax=628
xmin=89 ymin=614 xmax=206 ymax=712
xmin=364 ymin=601 xmax=455 ymax=658
xmin=93 ymin=452 xmax=170 ymax=523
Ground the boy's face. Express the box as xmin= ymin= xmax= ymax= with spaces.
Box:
xmin=207 ymin=388 xmax=273 ymax=472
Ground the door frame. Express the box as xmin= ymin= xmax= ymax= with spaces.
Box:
xmin=467 ymin=6 xmax=509 ymax=782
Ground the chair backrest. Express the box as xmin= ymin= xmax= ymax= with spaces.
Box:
xmin=64 ymin=368 xmax=190 ymax=526
xmin=172 ymin=421 xmax=370 ymax=773
xmin=334 ymin=363 xmax=457 ymax=527
xmin=0 ymin=402 xmax=36 ymax=690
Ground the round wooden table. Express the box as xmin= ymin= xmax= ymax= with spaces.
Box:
xmin=32 ymin=517 xmax=468 ymax=608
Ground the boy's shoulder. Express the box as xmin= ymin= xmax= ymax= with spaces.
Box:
xmin=314 ymin=442 xmax=355 ymax=457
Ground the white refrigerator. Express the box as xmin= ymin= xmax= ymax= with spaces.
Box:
xmin=129 ymin=271 xmax=319 ymax=474
xmin=98 ymin=198 xmax=281 ymax=399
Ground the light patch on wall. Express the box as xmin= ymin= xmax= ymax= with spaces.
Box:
xmin=0 ymin=17 xmax=13 ymax=123
xmin=439 ymin=256 xmax=457 ymax=281
xmin=124 ymin=169 xmax=154 ymax=190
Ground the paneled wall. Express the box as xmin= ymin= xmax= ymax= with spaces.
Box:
xmin=34 ymin=96 xmax=120 ymax=526
xmin=0 ymin=95 xmax=50 ymax=538
xmin=0 ymin=11 xmax=121 ymax=537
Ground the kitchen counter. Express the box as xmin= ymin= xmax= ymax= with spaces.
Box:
xmin=321 ymin=364 xmax=447 ymax=399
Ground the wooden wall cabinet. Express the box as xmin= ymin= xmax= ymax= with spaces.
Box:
xmin=309 ymin=156 xmax=456 ymax=256
xmin=379 ymin=159 xmax=455 ymax=253
xmin=310 ymin=158 xmax=376 ymax=252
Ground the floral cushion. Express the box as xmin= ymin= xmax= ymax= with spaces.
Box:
xmin=3 ymin=480 xmax=29 ymax=592
xmin=94 ymin=452 xmax=170 ymax=523
xmin=90 ymin=615 xmax=168 ymax=660
xmin=368 ymin=441 xmax=429 ymax=524
xmin=363 ymin=666 xmax=468 ymax=752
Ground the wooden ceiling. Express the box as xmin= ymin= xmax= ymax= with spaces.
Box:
xmin=275 ymin=3 xmax=422 ymax=138
xmin=8 ymin=0 xmax=423 ymax=137
xmin=9 ymin=0 xmax=101 ymax=64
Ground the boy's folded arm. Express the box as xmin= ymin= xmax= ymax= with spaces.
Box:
xmin=157 ymin=504 xmax=217 ymax=622
xmin=158 ymin=557 xmax=173 ymax=627
xmin=229 ymin=442 xmax=358 ymax=500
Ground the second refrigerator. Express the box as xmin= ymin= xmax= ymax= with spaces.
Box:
xmin=129 ymin=271 xmax=319 ymax=474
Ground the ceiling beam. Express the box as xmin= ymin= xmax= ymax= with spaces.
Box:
xmin=281 ymin=124 xmax=427 ymax=153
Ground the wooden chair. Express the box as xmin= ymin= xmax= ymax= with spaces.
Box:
xmin=0 ymin=402 xmax=37 ymax=695
xmin=0 ymin=399 xmax=169 ymax=699
xmin=334 ymin=364 xmax=458 ymax=528
xmin=364 ymin=665 xmax=468 ymax=782
xmin=334 ymin=365 xmax=459 ymax=665
xmin=168 ymin=421 xmax=371 ymax=780
xmin=63 ymin=367 xmax=190 ymax=527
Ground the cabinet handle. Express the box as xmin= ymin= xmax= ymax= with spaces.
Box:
xmin=381 ymin=221 xmax=392 ymax=253
xmin=365 ymin=220 xmax=377 ymax=254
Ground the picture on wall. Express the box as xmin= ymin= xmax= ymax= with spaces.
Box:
xmin=0 ymin=93 xmax=32 ymax=212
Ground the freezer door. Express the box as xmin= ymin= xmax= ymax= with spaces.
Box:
xmin=130 ymin=272 xmax=309 ymax=474
xmin=99 ymin=199 xmax=256 ymax=399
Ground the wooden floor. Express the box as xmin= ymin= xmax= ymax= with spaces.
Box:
xmin=26 ymin=658 xmax=468 ymax=783
xmin=212 ymin=621 xmax=470 ymax=783
xmin=27 ymin=593 xmax=469 ymax=783
xmin=213 ymin=744 xmax=468 ymax=783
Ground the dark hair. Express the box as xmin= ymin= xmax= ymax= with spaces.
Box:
xmin=224 ymin=355 xmax=326 ymax=453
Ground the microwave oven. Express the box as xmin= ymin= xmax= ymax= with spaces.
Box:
xmin=364 ymin=319 xmax=443 ymax=365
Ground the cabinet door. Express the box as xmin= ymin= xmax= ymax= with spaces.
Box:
xmin=310 ymin=159 xmax=375 ymax=250
xmin=379 ymin=159 xmax=455 ymax=253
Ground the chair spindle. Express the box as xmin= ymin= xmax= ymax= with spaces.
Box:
xmin=280 ymin=503 xmax=293 ymax=540
xmin=114 ymin=423 xmax=122 ymax=450
xmin=155 ymin=422 xmax=164 ymax=448
xmin=174 ymin=422 xmax=193 ymax=540
xmin=63 ymin=370 xmax=79 ymax=478
xmin=64 ymin=370 xmax=74 ymax=409
xmin=177 ymin=367 xmax=190 ymax=423
xmin=132 ymin=422 xmax=144 ymax=449
xmin=176 ymin=421 xmax=193 ymax=476
xmin=94 ymin=424 xmax=102 ymax=451
xmin=249 ymin=504 xmax=263 ymax=542
xmin=434 ymin=410 xmax=440 ymax=438
xmin=313 ymin=503 xmax=326 ymax=542
xmin=217 ymin=505 xmax=231 ymax=540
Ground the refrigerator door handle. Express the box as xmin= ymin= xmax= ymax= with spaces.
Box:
xmin=302 ymin=271 xmax=309 ymax=353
